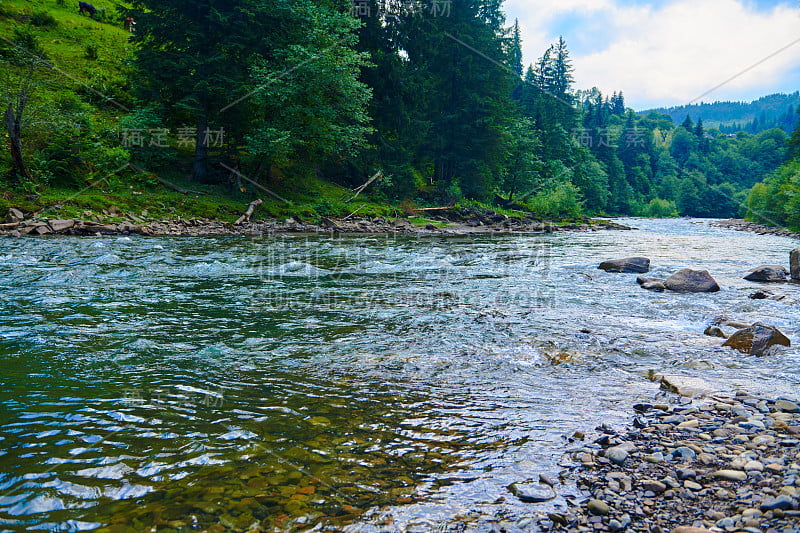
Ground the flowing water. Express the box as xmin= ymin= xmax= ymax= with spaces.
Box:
xmin=0 ymin=218 xmax=798 ymax=532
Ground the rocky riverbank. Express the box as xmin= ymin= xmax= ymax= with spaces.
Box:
xmin=711 ymin=219 xmax=800 ymax=240
xmin=547 ymin=389 xmax=800 ymax=533
xmin=0 ymin=212 xmax=632 ymax=237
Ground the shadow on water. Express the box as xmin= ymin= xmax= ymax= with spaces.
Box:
xmin=0 ymin=218 xmax=798 ymax=531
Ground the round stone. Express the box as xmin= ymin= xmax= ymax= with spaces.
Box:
xmin=587 ymin=499 xmax=610 ymax=516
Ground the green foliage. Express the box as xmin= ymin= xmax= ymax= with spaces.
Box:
xmin=84 ymin=44 xmax=98 ymax=60
xmin=525 ymin=182 xmax=584 ymax=219
xmin=30 ymin=11 xmax=57 ymax=27
xmin=746 ymin=160 xmax=800 ymax=230
xmin=638 ymin=198 xmax=677 ymax=218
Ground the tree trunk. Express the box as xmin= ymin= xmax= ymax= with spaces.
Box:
xmin=192 ymin=96 xmax=209 ymax=182
xmin=4 ymin=103 xmax=32 ymax=182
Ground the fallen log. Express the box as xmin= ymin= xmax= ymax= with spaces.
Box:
xmin=412 ymin=206 xmax=454 ymax=212
xmin=235 ymin=199 xmax=263 ymax=225
xmin=345 ymin=171 xmax=382 ymax=203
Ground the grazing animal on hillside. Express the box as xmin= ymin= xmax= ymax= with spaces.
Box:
xmin=78 ymin=2 xmax=96 ymax=18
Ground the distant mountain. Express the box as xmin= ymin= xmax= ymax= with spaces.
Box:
xmin=640 ymin=92 xmax=800 ymax=134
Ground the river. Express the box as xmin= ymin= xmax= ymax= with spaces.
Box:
xmin=0 ymin=218 xmax=798 ymax=532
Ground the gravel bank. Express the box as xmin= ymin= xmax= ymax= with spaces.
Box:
xmin=554 ymin=391 xmax=800 ymax=533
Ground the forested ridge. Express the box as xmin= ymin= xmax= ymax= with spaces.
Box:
xmin=645 ymin=92 xmax=800 ymax=135
xmin=1 ymin=0 xmax=798 ymax=223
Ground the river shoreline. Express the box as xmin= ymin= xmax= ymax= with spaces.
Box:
xmin=0 ymin=214 xmax=633 ymax=237
xmin=711 ymin=219 xmax=800 ymax=240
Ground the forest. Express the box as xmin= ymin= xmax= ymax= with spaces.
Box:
xmin=1 ymin=0 xmax=799 ymax=223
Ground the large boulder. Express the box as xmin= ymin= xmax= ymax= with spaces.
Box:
xmin=743 ymin=265 xmax=789 ymax=282
xmin=599 ymin=257 xmax=650 ymax=273
xmin=791 ymin=247 xmax=800 ymax=281
xmin=722 ymin=322 xmax=791 ymax=357
xmin=664 ymin=269 xmax=720 ymax=293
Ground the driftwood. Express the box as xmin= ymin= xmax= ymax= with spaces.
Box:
xmin=235 ymin=199 xmax=263 ymax=225
xmin=342 ymin=205 xmax=365 ymax=220
xmin=412 ymin=206 xmax=453 ymax=212
xmin=345 ymin=171 xmax=382 ymax=203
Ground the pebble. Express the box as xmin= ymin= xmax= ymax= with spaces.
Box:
xmin=645 ymin=452 xmax=665 ymax=463
xmin=684 ymin=480 xmax=703 ymax=491
xmin=775 ymin=400 xmax=800 ymax=413
xmin=641 ymin=480 xmax=667 ymax=493
xmin=562 ymin=393 xmax=800 ymax=533
xmin=672 ymin=447 xmax=697 ymax=461
xmin=605 ymin=447 xmax=629 ymax=465
xmin=714 ymin=469 xmax=748 ymax=482
xmin=587 ymin=499 xmax=610 ymax=516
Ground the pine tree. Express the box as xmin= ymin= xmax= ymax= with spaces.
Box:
xmin=681 ymin=115 xmax=694 ymax=132
xmin=509 ymin=19 xmax=523 ymax=77
xmin=694 ymin=118 xmax=704 ymax=138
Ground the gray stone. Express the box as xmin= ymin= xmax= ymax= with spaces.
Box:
xmin=48 ymin=219 xmax=75 ymax=232
xmin=641 ymin=479 xmax=667 ymax=493
xmin=599 ymin=257 xmax=650 ymax=273
xmin=713 ymin=469 xmax=748 ymax=482
xmin=6 ymin=207 xmax=24 ymax=223
xmin=671 ymin=447 xmax=697 ymax=462
xmin=644 ymin=452 xmax=665 ymax=464
xmin=508 ymin=481 xmax=556 ymax=503
xmin=760 ymin=495 xmax=794 ymax=511
xmin=684 ymin=480 xmax=703 ymax=491
xmin=775 ymin=399 xmax=800 ymax=413
xmin=744 ymin=265 xmax=789 ymax=282
xmin=791 ymin=247 xmax=800 ymax=281
xmin=715 ymin=517 xmax=736 ymax=528
xmin=664 ymin=268 xmax=720 ymax=293
xmin=587 ymin=499 xmax=610 ymax=516
xmin=605 ymin=446 xmax=629 ymax=465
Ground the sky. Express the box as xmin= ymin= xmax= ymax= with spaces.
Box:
xmin=503 ymin=0 xmax=800 ymax=110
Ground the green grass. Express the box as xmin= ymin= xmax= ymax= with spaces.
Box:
xmin=0 ymin=171 xmax=398 ymax=223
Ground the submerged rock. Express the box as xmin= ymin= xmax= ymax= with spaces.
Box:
xmin=722 ymin=322 xmax=791 ymax=356
xmin=664 ymin=269 xmax=720 ymax=293
xmin=704 ymin=326 xmax=728 ymax=338
xmin=599 ymin=257 xmax=650 ymax=273
xmin=636 ymin=276 xmax=666 ymax=291
xmin=508 ymin=481 xmax=556 ymax=502
xmin=744 ymin=265 xmax=789 ymax=282
xmin=749 ymin=288 xmax=785 ymax=300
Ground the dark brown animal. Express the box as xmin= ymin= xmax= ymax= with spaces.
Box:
xmin=78 ymin=2 xmax=96 ymax=18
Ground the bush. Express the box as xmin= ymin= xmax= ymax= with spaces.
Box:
xmin=30 ymin=11 xmax=58 ymax=27
xmin=526 ymin=182 xmax=584 ymax=219
xmin=638 ymin=198 xmax=678 ymax=218
xmin=84 ymin=44 xmax=99 ymax=60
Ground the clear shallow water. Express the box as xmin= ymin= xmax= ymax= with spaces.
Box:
xmin=0 ymin=218 xmax=798 ymax=532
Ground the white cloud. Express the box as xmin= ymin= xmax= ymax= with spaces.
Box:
xmin=504 ymin=0 xmax=800 ymax=108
